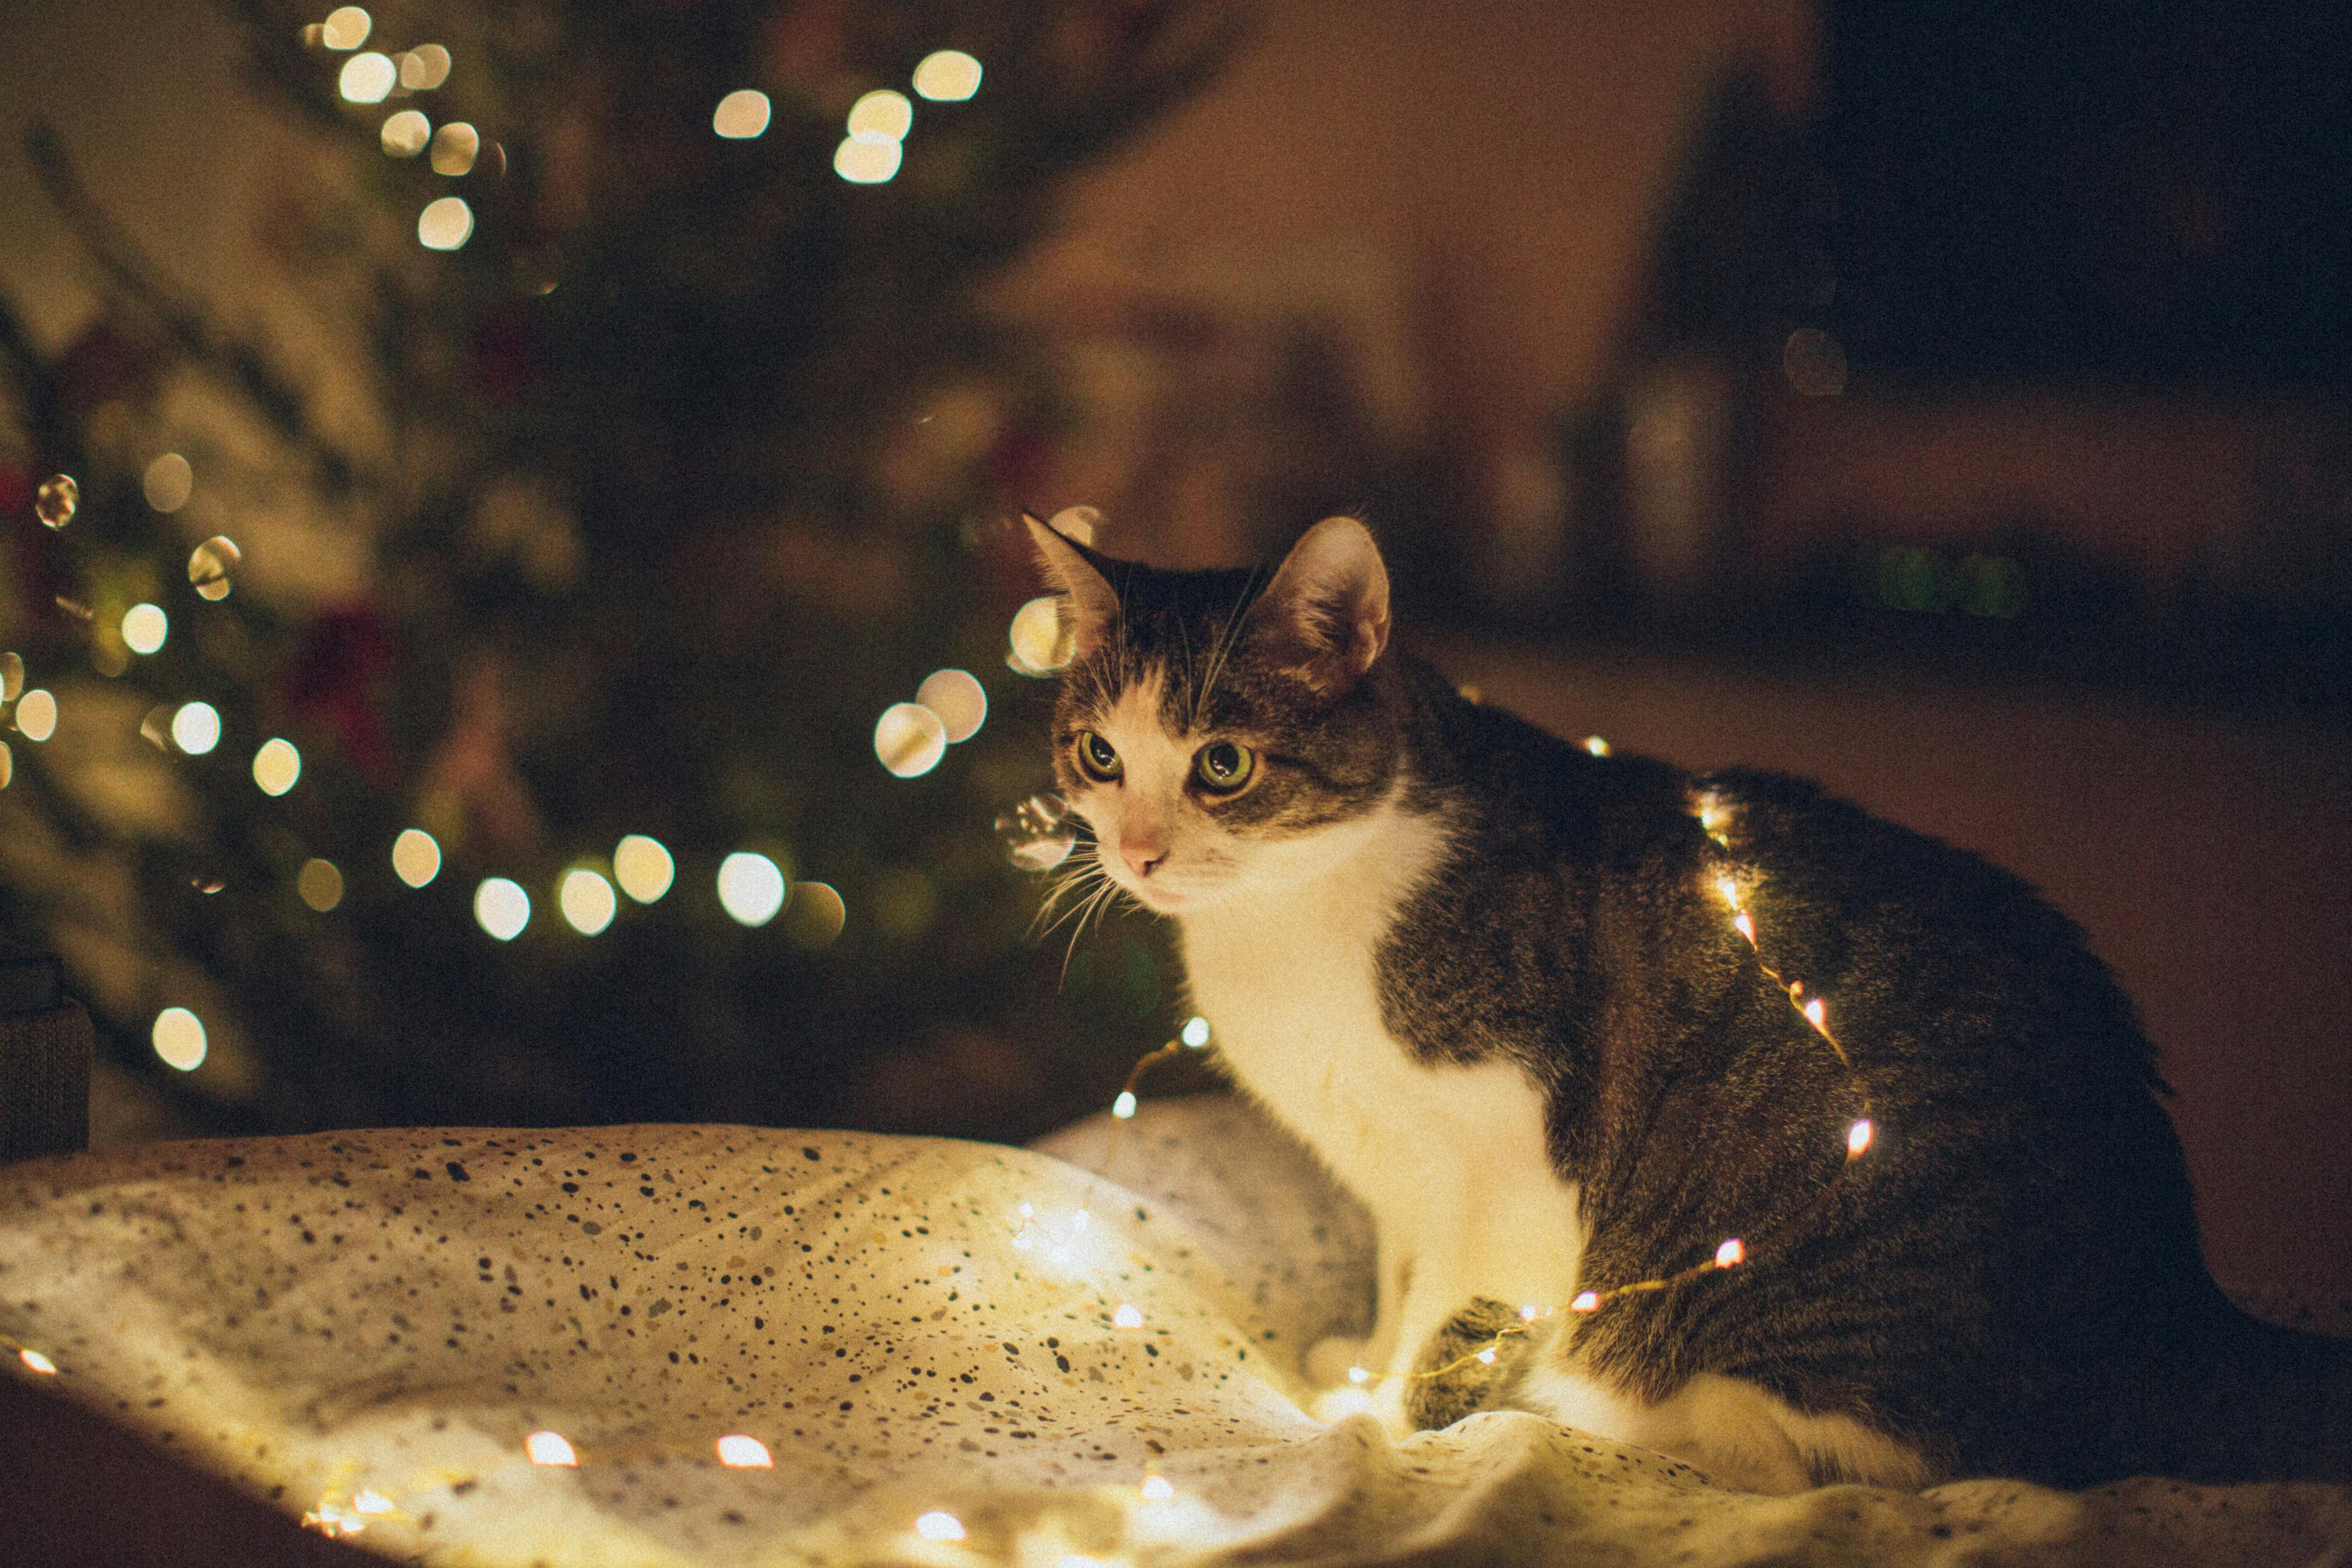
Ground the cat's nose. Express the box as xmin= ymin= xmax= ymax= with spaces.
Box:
xmin=1120 ymin=840 xmax=1166 ymax=879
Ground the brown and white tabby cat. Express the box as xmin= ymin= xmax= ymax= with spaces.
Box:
xmin=1027 ymin=511 xmax=2351 ymax=1493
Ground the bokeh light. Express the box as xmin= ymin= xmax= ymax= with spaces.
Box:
xmin=995 ymin=793 xmax=1075 ymax=871
xmin=140 ymin=706 xmax=172 ymax=751
xmin=715 ymin=1434 xmax=772 ymax=1468
xmin=911 ymin=50 xmax=982 ymax=101
xmin=152 ymin=1007 xmax=207 ymax=1071
xmin=13 ymin=690 xmax=56 ymax=743
xmin=0 ymin=653 xmax=18 ymax=702
xmin=847 ymin=89 xmax=914 ymax=140
xmin=171 ymin=701 xmax=220 ymax=754
xmin=783 ymin=882 xmax=846 ymax=947
xmin=321 ymin=6 xmax=370 ymax=48
xmin=0 ymin=742 xmax=11 ymax=789
xmin=474 ymin=878 xmax=530 ymax=941
xmin=379 ymin=109 xmax=430 ymax=156
xmin=916 ymin=669 xmax=987 ymax=742
xmin=914 ymin=1512 xmax=965 ymax=1543
xmin=398 ymin=43 xmax=451 ymax=89
xmin=874 ymin=702 xmax=947 ymax=777
xmin=252 ymin=738 xmax=301 ymax=795
xmin=392 ymin=828 xmax=441 ymax=888
xmin=717 ymin=852 xmax=786 ymax=927
xmin=430 ymin=121 xmax=479 ymax=175
xmin=713 ymin=89 xmax=771 ymax=139
xmin=1007 ymin=595 xmax=1074 ymax=675
xmin=1182 ymin=1015 xmax=1211 ymax=1048
xmin=418 ymin=196 xmax=474 ymax=250
xmin=614 ymin=835 xmax=674 ymax=903
xmin=188 ymin=536 xmax=241 ymax=600
xmin=298 ymin=858 xmax=345 ymax=912
xmin=339 ymin=51 xmax=397 ymax=103
xmin=559 ymin=867 xmax=617 ymax=935
xmin=1783 ymin=327 xmax=1849 ymax=398
xmin=143 ymin=452 xmax=193 ymax=512
xmin=33 ymin=474 xmax=76 ymax=528
xmin=122 ymin=603 xmax=167 ymax=655
xmin=834 ymin=137 xmax=902 ymax=184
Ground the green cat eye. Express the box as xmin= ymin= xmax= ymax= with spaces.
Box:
xmin=1193 ymin=740 xmax=1255 ymax=793
xmin=1075 ymin=731 xmax=1123 ymax=782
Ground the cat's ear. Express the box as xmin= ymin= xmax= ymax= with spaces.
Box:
xmin=1022 ymin=511 xmax=1119 ymax=662
xmin=1252 ymin=516 xmax=1391 ymax=693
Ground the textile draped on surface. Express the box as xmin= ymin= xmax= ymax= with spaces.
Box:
xmin=0 ymin=1096 xmax=2346 ymax=1566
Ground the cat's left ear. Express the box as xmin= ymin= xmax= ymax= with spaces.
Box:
xmin=1022 ymin=511 xmax=1120 ymax=662
xmin=1252 ymin=516 xmax=1391 ymax=693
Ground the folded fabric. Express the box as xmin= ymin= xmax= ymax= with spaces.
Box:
xmin=0 ymin=1097 xmax=2343 ymax=1566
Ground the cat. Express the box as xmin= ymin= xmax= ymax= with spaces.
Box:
xmin=1025 ymin=510 xmax=2352 ymax=1493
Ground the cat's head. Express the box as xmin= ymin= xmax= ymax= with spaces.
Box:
xmin=1027 ymin=512 xmax=1401 ymax=915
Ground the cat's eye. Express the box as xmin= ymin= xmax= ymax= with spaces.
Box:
xmin=1074 ymin=731 xmax=1123 ymax=783
xmin=1193 ymin=740 xmax=1255 ymax=793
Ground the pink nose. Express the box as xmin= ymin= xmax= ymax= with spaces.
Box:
xmin=1120 ymin=840 xmax=1166 ymax=879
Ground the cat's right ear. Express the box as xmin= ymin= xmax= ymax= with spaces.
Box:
xmin=1022 ymin=511 xmax=1119 ymax=662
xmin=1251 ymin=516 xmax=1392 ymax=694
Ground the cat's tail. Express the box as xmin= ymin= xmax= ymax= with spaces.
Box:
xmin=2143 ymin=1301 xmax=2352 ymax=1483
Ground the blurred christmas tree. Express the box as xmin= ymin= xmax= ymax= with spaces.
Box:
xmin=0 ymin=0 xmax=1234 ymax=1144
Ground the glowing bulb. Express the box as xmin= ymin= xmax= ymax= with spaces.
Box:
xmin=613 ymin=835 xmax=674 ymax=902
xmin=1347 ymin=1365 xmax=1370 ymax=1384
xmin=717 ymin=851 xmax=786 ymax=927
xmin=339 ymin=51 xmax=396 ymax=103
xmin=1715 ymin=1238 xmax=1746 ymax=1269
xmin=253 ymin=737 xmax=301 ymax=795
xmin=297 ymin=858 xmax=344 ymax=912
xmin=915 ymin=669 xmax=987 ymax=742
xmin=13 ymin=690 xmax=56 ymax=742
xmin=352 ymin=1489 xmax=394 ymax=1515
xmin=143 ymin=452 xmax=193 ymax=512
xmin=1180 ymin=1015 xmax=1210 ymax=1048
xmin=391 ymin=828 xmax=441 ymax=888
xmin=1111 ymin=1091 xmax=1137 ymax=1120
xmin=321 ymin=6 xmax=371 ymax=48
xmin=913 ymin=1511 xmax=964 ymax=1542
xmin=559 ymin=867 xmax=617 ymax=935
xmin=18 ymin=1348 xmax=58 ymax=1375
xmin=152 ymin=1007 xmax=207 ymax=1071
xmin=1715 ymin=877 xmax=1739 ymax=908
xmin=1584 ymin=735 xmax=1610 ymax=757
xmin=524 ymin=1430 xmax=576 ymax=1466
xmin=171 ymin=702 xmax=220 ymax=754
xmin=713 ymin=89 xmax=771 ymax=139
xmin=874 ymin=702 xmax=947 ymax=777
xmin=834 ymin=136 xmax=902 ymax=184
xmin=715 ymin=1434 xmax=772 ymax=1468
xmin=1847 ymin=1118 xmax=1874 ymax=1157
xmin=474 ymin=878 xmax=530 ymax=941
xmin=1734 ymin=911 xmax=1755 ymax=944
xmin=1519 ymin=1304 xmax=1540 ymax=1322
xmin=1803 ymin=997 xmax=1827 ymax=1032
xmin=1570 ymin=1291 xmax=1601 ymax=1313
xmin=911 ymin=49 xmax=982 ymax=101
xmin=1112 ymin=1303 xmax=1143 ymax=1329
xmin=122 ymin=604 xmax=167 ymax=655
xmin=1476 ymin=1346 xmax=1498 ymax=1364
xmin=846 ymin=89 xmax=913 ymax=140
xmin=418 ymin=196 xmax=473 ymax=250
xmin=1139 ymin=1475 xmax=1174 ymax=1502
xmin=380 ymin=108 xmax=430 ymax=156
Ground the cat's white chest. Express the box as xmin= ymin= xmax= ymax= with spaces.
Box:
xmin=1176 ymin=803 xmax=1585 ymax=1318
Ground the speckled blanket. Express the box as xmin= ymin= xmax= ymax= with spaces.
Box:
xmin=0 ymin=1098 xmax=2345 ymax=1566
